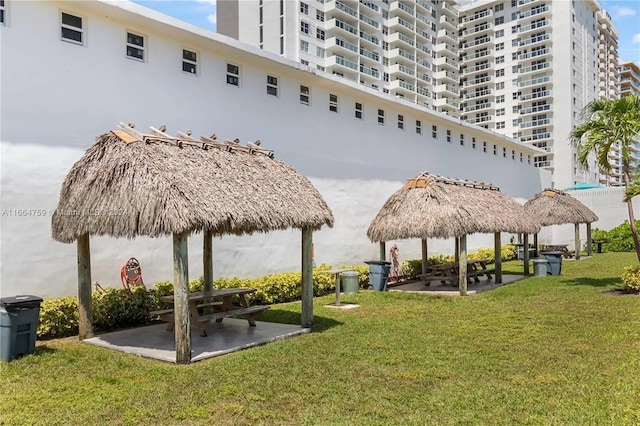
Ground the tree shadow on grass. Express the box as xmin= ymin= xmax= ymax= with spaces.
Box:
xmin=260 ymin=309 xmax=343 ymax=332
xmin=563 ymin=277 xmax=622 ymax=288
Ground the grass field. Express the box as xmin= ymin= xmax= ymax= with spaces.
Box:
xmin=1 ymin=253 xmax=639 ymax=425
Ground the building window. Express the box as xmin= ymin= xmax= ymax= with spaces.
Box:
xmin=496 ymin=42 xmax=504 ymax=51
xmin=300 ymin=85 xmax=310 ymax=105
xmin=460 ymin=134 xmax=465 ymax=146
xmin=398 ymin=114 xmax=404 ymax=130
xmin=495 ymin=16 xmax=504 ymax=25
xmin=446 ymin=130 xmax=451 ymax=142
xmin=493 ymin=144 xmax=497 ymax=155
xmin=496 ymin=108 xmax=505 ymax=116
xmin=496 ymin=82 xmax=505 ymax=90
xmin=416 ymin=120 xmax=422 ymax=134
xmin=301 ymin=59 xmax=309 ymax=65
xmin=472 ymin=137 xmax=476 ymax=149
xmin=316 ymin=10 xmax=325 ymax=21
xmin=528 ymin=155 xmax=531 ymax=164
xmin=496 ymin=69 xmax=504 ymax=77
xmin=126 ymin=32 xmax=145 ymax=61
xmin=496 ymin=122 xmax=505 ymax=129
xmin=329 ymin=94 xmax=338 ymax=112
xmin=520 ymin=152 xmax=523 ymax=162
xmin=317 ymin=46 xmax=325 ymax=58
xmin=226 ymin=63 xmax=240 ymax=86
xmin=432 ymin=125 xmax=437 ymax=138
xmin=61 ymin=11 xmax=83 ymax=44
xmin=503 ymin=147 xmax=507 ymax=158
xmin=512 ymin=150 xmax=515 ymax=160
xmin=301 ymin=21 xmax=309 ymax=34
xmin=496 ymin=56 xmax=504 ymax=64
xmin=355 ymin=102 xmax=363 ymax=119
xmin=267 ymin=75 xmax=278 ymax=96
xmin=496 ymin=29 xmax=504 ymax=38
xmin=378 ymin=109 xmax=385 ymax=125
xmin=300 ymin=40 xmax=309 ymax=52
xmin=483 ymin=141 xmax=487 ymax=153
xmin=496 ymin=95 xmax=505 ymax=103
xmin=0 ymin=0 xmax=5 ymax=25
xmin=317 ymin=29 xmax=325 ymax=40
xmin=300 ymin=2 xmax=308 ymax=14
xmin=494 ymin=4 xmax=504 ymax=12
xmin=182 ymin=49 xmax=197 ymax=74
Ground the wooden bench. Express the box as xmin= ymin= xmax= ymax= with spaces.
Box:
xmin=150 ymin=308 xmax=174 ymax=317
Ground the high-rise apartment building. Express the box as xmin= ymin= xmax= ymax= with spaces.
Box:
xmin=218 ymin=0 xmax=619 ymax=189
xmin=619 ymin=61 xmax=640 ymax=98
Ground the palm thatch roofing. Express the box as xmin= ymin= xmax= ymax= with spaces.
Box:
xmin=51 ymin=126 xmax=334 ymax=243
xmin=367 ymin=172 xmax=540 ymax=242
xmin=523 ymin=189 xmax=598 ymax=226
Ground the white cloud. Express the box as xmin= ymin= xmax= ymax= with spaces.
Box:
xmin=632 ymin=33 xmax=640 ymax=44
xmin=612 ymin=5 xmax=637 ymax=18
xmin=207 ymin=13 xmax=217 ymax=26
xmin=196 ymin=0 xmax=217 ymax=5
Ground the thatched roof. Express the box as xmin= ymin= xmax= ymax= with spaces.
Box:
xmin=523 ymin=189 xmax=598 ymax=226
xmin=367 ymin=172 xmax=540 ymax=242
xmin=52 ymin=127 xmax=334 ymax=243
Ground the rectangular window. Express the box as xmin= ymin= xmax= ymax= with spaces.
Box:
xmin=460 ymin=134 xmax=464 ymax=146
xmin=316 ymin=10 xmax=325 ymax=21
xmin=496 ymin=69 xmax=504 ymax=77
xmin=416 ymin=120 xmax=422 ymax=134
xmin=317 ymin=29 xmax=325 ymax=40
xmin=496 ymin=82 xmax=505 ymax=90
xmin=496 ymin=122 xmax=505 ymax=129
xmin=472 ymin=137 xmax=476 ymax=149
xmin=182 ymin=49 xmax=197 ymax=74
xmin=503 ymin=147 xmax=507 ymax=158
xmin=398 ymin=115 xmax=404 ymax=130
xmin=512 ymin=150 xmax=515 ymax=160
xmin=496 ymin=42 xmax=504 ymax=51
xmin=300 ymin=85 xmax=310 ymax=105
xmin=0 ymin=0 xmax=5 ymax=25
xmin=496 ymin=56 xmax=504 ymax=64
xmin=300 ymin=40 xmax=309 ymax=52
xmin=267 ymin=75 xmax=278 ymax=96
xmin=378 ymin=109 xmax=385 ymax=125
xmin=496 ymin=29 xmax=504 ymax=38
xmin=496 ymin=95 xmax=505 ymax=103
xmin=446 ymin=130 xmax=451 ymax=143
xmin=316 ymin=46 xmax=325 ymax=58
xmin=329 ymin=94 xmax=338 ymax=112
xmin=432 ymin=125 xmax=437 ymax=138
xmin=301 ymin=21 xmax=309 ymax=34
xmin=495 ymin=16 xmax=504 ymax=25
xmin=61 ymin=11 xmax=83 ymax=44
xmin=494 ymin=3 xmax=504 ymax=12
xmin=493 ymin=144 xmax=497 ymax=155
xmin=528 ymin=155 xmax=531 ymax=164
xmin=355 ymin=102 xmax=363 ymax=119
xmin=126 ymin=32 xmax=145 ymax=61
xmin=226 ymin=63 xmax=240 ymax=86
xmin=483 ymin=141 xmax=487 ymax=153
xmin=300 ymin=2 xmax=308 ymax=14
xmin=496 ymin=108 xmax=505 ymax=116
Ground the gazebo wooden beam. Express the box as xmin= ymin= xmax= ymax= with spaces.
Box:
xmin=421 ymin=239 xmax=428 ymax=275
xmin=301 ymin=227 xmax=314 ymax=329
xmin=173 ymin=232 xmax=191 ymax=364
xmin=586 ymin=223 xmax=592 ymax=256
xmin=458 ymin=234 xmax=468 ymax=296
xmin=575 ymin=223 xmax=581 ymax=260
xmin=379 ymin=242 xmax=386 ymax=262
xmin=203 ymin=230 xmax=213 ymax=292
xmin=494 ymin=232 xmax=502 ymax=284
xmin=77 ymin=234 xmax=93 ymax=340
xmin=523 ymin=233 xmax=530 ymax=276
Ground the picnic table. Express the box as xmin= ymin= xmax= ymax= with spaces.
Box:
xmin=541 ymin=244 xmax=572 ymax=258
xmin=152 ymin=288 xmax=270 ymax=337
xmin=418 ymin=259 xmax=495 ymax=286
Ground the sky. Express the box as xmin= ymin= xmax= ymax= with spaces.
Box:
xmin=131 ymin=0 xmax=640 ymax=63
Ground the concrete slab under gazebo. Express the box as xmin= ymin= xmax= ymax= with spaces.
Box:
xmin=51 ymin=123 xmax=334 ymax=364
xmin=524 ymin=189 xmax=599 ymax=259
xmin=366 ymin=173 xmax=541 ymax=296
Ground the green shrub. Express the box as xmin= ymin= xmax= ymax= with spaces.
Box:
xmin=38 ymin=296 xmax=79 ymax=340
xmin=592 ymin=220 xmax=640 ymax=252
xmin=92 ymin=286 xmax=154 ymax=332
xmin=620 ymin=266 xmax=640 ymax=293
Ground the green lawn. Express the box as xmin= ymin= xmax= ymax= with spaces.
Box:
xmin=1 ymin=253 xmax=639 ymax=425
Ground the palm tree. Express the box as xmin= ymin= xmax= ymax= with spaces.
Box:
xmin=570 ymin=94 xmax=640 ymax=262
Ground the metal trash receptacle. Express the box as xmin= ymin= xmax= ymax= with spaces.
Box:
xmin=364 ymin=260 xmax=392 ymax=291
xmin=532 ymin=258 xmax=548 ymax=277
xmin=540 ymin=251 xmax=563 ymax=276
xmin=0 ymin=295 xmax=43 ymax=362
xmin=342 ymin=271 xmax=360 ymax=295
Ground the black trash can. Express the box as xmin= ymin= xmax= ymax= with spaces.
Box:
xmin=0 ymin=295 xmax=43 ymax=362
xmin=540 ymin=251 xmax=563 ymax=276
xmin=364 ymin=260 xmax=392 ymax=291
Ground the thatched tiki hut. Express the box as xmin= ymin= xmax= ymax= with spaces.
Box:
xmin=367 ymin=173 xmax=540 ymax=295
xmin=523 ymin=189 xmax=598 ymax=258
xmin=51 ymin=123 xmax=333 ymax=363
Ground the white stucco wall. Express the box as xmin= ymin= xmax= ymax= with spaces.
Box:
xmin=0 ymin=1 xmax=550 ymax=298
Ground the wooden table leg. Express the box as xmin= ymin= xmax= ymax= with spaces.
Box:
xmin=335 ymin=273 xmax=341 ymax=307
xmin=239 ymin=293 xmax=257 ymax=326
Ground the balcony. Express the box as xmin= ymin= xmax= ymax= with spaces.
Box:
xmin=328 ymin=55 xmax=358 ymax=71
xmin=359 ymin=0 xmax=379 ymax=13
xmin=468 ymin=115 xmax=493 ymax=124
xmin=327 ymin=1 xmax=358 ymax=18
xmin=417 ymin=73 xmax=431 ymax=84
xmin=416 ymin=42 xmax=431 ymax=55
xmin=416 ymin=58 xmax=432 ymax=69
xmin=437 ymin=29 xmax=459 ymax=44
xmin=434 ymin=97 xmax=460 ymax=109
xmin=465 ymin=75 xmax=492 ymax=87
xmin=439 ymin=14 xmax=457 ymax=30
xmin=436 ymin=84 xmax=460 ymax=96
xmin=519 ymin=61 xmax=550 ymax=74
xmin=388 ymin=32 xmax=415 ymax=49
xmin=462 ymin=49 xmax=493 ymax=62
xmin=388 ymin=79 xmax=415 ymax=92
xmin=463 ymin=62 xmax=491 ymax=75
xmin=389 ymin=63 xmax=416 ymax=78
xmin=520 ymin=132 xmax=551 ymax=143
xmin=436 ymin=70 xmax=459 ymax=84
xmin=519 ymin=19 xmax=549 ymax=33
xmin=359 ymin=13 xmax=379 ymax=30
xmin=441 ymin=1 xmax=457 ymax=15
xmin=518 ymin=74 xmax=550 ymax=88
xmin=328 ymin=18 xmax=358 ymax=37
xmin=416 ymin=86 xmax=430 ymax=97
xmin=435 ymin=56 xmax=458 ymax=70
xmin=359 ymin=30 xmax=379 ymax=47
xmin=327 ymin=37 xmax=358 ymax=55
xmin=462 ymin=9 xmax=492 ymax=23
xmin=520 ymin=90 xmax=550 ymax=101
xmin=388 ymin=47 xmax=415 ymax=63
xmin=359 ymin=64 xmax=380 ymax=78
xmin=520 ymin=104 xmax=551 ymax=115
xmin=435 ymin=42 xmax=459 ymax=57
xmin=519 ymin=33 xmax=550 ymax=48
xmin=520 ymin=118 xmax=550 ymax=128
xmin=462 ymin=36 xmax=492 ymax=49
xmin=461 ymin=23 xmax=492 ymax=39
xmin=464 ymin=102 xmax=493 ymax=113
xmin=389 ymin=1 xmax=415 ymax=19
xmin=519 ymin=47 xmax=550 ymax=60
xmin=519 ymin=5 xmax=550 ymax=21
xmin=464 ymin=89 xmax=492 ymax=100
xmin=534 ymin=159 xmax=553 ymax=169
xmin=388 ymin=16 xmax=415 ymax=32
xmin=359 ymin=47 xmax=379 ymax=63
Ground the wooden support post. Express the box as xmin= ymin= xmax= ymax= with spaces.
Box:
xmin=575 ymin=223 xmax=581 ymax=260
xmin=77 ymin=234 xmax=93 ymax=340
xmin=203 ymin=230 xmax=213 ymax=292
xmin=379 ymin=242 xmax=386 ymax=262
xmin=533 ymin=233 xmax=539 ymax=258
xmin=455 ymin=237 xmax=459 ymax=263
xmin=494 ymin=232 xmax=503 ymax=284
xmin=301 ymin=227 xmax=314 ymax=329
xmin=586 ymin=223 xmax=592 ymax=257
xmin=173 ymin=232 xmax=191 ymax=364
xmin=523 ymin=233 xmax=530 ymax=276
xmin=334 ymin=273 xmax=341 ymax=307
xmin=421 ymin=239 xmax=428 ymax=275
xmin=458 ymin=234 xmax=467 ymax=296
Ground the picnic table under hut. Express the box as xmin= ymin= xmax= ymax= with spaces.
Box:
xmin=523 ymin=189 xmax=598 ymax=259
xmin=51 ymin=123 xmax=334 ymax=364
xmin=367 ymin=172 xmax=541 ymax=295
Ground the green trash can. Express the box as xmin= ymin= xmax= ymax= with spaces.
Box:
xmin=342 ymin=271 xmax=359 ymax=295
xmin=0 ymin=295 xmax=43 ymax=362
